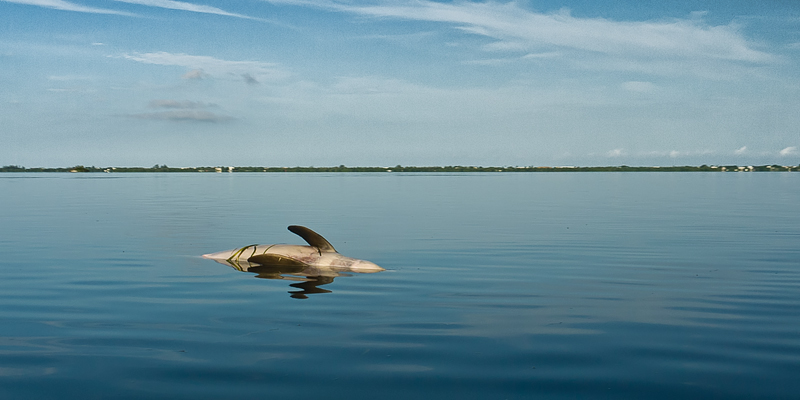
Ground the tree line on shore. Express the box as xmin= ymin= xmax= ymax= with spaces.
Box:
xmin=1 ymin=164 xmax=798 ymax=172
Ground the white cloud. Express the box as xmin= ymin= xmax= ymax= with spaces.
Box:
xmin=522 ymin=52 xmax=561 ymax=60
xmin=48 ymin=75 xmax=92 ymax=81
xmin=607 ymin=148 xmax=625 ymax=157
xmin=466 ymin=51 xmax=559 ymax=65
xmin=46 ymin=84 xmax=97 ymax=93
xmin=617 ymin=149 xmax=715 ymax=159
xmin=1 ymin=0 xmax=132 ymax=15
xmin=734 ymin=146 xmax=748 ymax=155
xmin=121 ymin=52 xmax=289 ymax=81
xmin=112 ymin=0 xmax=255 ymax=19
xmin=780 ymin=146 xmax=797 ymax=156
xmin=270 ymin=0 xmax=774 ymax=64
xmin=2 ymin=0 xmax=259 ymax=19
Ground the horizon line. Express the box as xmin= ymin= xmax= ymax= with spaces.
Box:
xmin=2 ymin=164 xmax=798 ymax=172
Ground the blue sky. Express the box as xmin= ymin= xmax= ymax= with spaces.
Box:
xmin=1 ymin=0 xmax=798 ymax=167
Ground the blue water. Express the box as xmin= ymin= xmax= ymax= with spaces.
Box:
xmin=1 ymin=172 xmax=798 ymax=399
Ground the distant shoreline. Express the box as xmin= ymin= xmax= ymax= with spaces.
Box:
xmin=2 ymin=164 xmax=797 ymax=173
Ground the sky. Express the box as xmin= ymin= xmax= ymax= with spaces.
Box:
xmin=1 ymin=0 xmax=799 ymax=167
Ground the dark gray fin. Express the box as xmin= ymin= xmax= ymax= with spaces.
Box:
xmin=287 ymin=225 xmax=337 ymax=253
xmin=248 ymin=253 xmax=310 ymax=268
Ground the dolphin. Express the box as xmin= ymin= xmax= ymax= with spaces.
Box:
xmin=202 ymin=225 xmax=385 ymax=278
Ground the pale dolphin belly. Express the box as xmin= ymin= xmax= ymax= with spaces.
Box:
xmin=203 ymin=244 xmax=384 ymax=273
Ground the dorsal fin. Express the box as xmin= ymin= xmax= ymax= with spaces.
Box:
xmin=287 ymin=225 xmax=337 ymax=253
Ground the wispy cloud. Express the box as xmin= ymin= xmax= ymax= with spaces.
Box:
xmin=46 ymin=87 xmax=91 ymax=92
xmin=522 ymin=51 xmax=561 ymax=60
xmin=112 ymin=0 xmax=256 ymax=19
xmin=611 ymin=149 xmax=715 ymax=159
xmin=1 ymin=0 xmax=133 ymax=15
xmin=607 ymin=148 xmax=626 ymax=157
xmin=267 ymin=0 xmax=774 ymax=68
xmin=120 ymin=51 xmax=289 ymax=81
xmin=664 ymin=149 xmax=714 ymax=158
xmin=48 ymin=74 xmax=93 ymax=81
xmin=464 ymin=51 xmax=559 ymax=65
xmin=780 ymin=146 xmax=797 ymax=156
xmin=2 ymin=0 xmax=258 ymax=18
xmin=734 ymin=146 xmax=748 ymax=155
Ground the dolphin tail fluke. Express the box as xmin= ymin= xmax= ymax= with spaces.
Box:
xmin=288 ymin=225 xmax=337 ymax=253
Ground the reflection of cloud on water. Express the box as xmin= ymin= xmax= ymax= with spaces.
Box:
xmin=408 ymin=270 xmax=755 ymax=339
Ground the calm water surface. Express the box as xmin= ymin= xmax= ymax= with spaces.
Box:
xmin=1 ymin=172 xmax=798 ymax=399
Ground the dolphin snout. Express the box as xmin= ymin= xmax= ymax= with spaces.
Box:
xmin=350 ymin=260 xmax=385 ymax=273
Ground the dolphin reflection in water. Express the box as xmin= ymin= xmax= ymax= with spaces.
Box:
xmin=202 ymin=225 xmax=384 ymax=298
